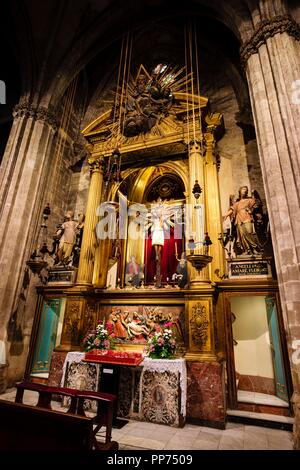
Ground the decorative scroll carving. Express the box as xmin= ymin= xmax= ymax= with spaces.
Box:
xmin=241 ymin=14 xmax=300 ymax=66
xmin=81 ymin=301 xmax=98 ymax=342
xmin=13 ymin=100 xmax=58 ymax=131
xmin=61 ymin=299 xmax=82 ymax=346
xmin=189 ymin=302 xmax=209 ymax=349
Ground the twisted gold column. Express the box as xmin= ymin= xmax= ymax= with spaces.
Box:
xmin=76 ymin=158 xmax=103 ymax=286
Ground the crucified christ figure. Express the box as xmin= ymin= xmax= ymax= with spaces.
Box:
xmin=152 ymin=210 xmax=164 ymax=287
xmin=149 ymin=198 xmax=175 ymax=288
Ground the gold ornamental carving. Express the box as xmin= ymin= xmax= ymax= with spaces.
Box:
xmin=88 ymin=156 xmax=104 ymax=173
xmin=189 ymin=302 xmax=210 ymax=351
xmin=81 ymin=300 xmax=98 ymax=341
xmin=61 ymin=299 xmax=83 ymax=346
xmin=82 ymin=64 xmax=212 ymax=159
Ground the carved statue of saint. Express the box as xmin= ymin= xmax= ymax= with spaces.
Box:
xmin=53 ymin=210 xmax=80 ymax=266
xmin=224 ymin=186 xmax=262 ymax=256
xmin=125 ymin=255 xmax=144 ymax=287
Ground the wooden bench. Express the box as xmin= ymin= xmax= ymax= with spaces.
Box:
xmin=0 ymin=399 xmax=94 ymax=451
xmin=15 ymin=381 xmax=78 ymax=413
xmin=76 ymin=390 xmax=117 ymax=450
xmin=13 ymin=381 xmax=118 ymax=450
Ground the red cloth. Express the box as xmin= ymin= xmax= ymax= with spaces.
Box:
xmin=145 ymin=227 xmax=182 ymax=283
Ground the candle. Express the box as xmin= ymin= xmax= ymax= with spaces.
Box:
xmin=175 ymin=242 xmax=178 ymax=258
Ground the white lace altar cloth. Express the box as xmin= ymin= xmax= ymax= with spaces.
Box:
xmin=60 ymin=352 xmax=101 ymax=411
xmin=60 ymin=352 xmax=86 ymax=388
xmin=139 ymin=358 xmax=187 ymax=418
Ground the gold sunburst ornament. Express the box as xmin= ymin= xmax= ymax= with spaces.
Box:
xmin=104 ymin=63 xmax=193 ymax=149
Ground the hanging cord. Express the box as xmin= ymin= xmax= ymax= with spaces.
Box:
xmin=75 ymin=72 xmax=89 ymax=144
xmin=188 ymin=21 xmax=196 ymax=144
xmin=193 ymin=20 xmax=207 ymax=248
xmin=28 ymin=76 xmax=78 ymax=259
xmin=110 ymin=36 xmax=125 ymax=151
xmin=48 ymin=76 xmax=78 ymax=208
xmin=104 ymin=34 xmax=125 ymax=196
xmin=119 ymin=33 xmax=132 ymax=179
xmin=194 ymin=21 xmax=204 ymax=157
xmin=105 ymin=31 xmax=132 ymax=199
xmin=121 ymin=33 xmax=132 ymax=140
xmin=116 ymin=31 xmax=130 ymax=149
xmin=184 ymin=22 xmax=190 ymax=153
xmin=59 ymin=76 xmax=78 ymax=163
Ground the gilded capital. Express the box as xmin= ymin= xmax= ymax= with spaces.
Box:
xmin=88 ymin=156 xmax=104 ymax=173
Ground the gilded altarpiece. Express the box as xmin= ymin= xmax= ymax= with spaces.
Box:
xmin=28 ymin=63 xmax=230 ymax=428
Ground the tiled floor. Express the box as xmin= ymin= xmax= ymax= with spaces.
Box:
xmin=0 ymin=389 xmax=294 ymax=450
xmin=109 ymin=420 xmax=294 ymax=450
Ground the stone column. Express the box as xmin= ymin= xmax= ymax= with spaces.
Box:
xmin=76 ymin=157 xmax=104 ymax=286
xmin=0 ymin=100 xmax=58 ymax=383
xmin=187 ymin=142 xmax=210 ymax=287
xmin=241 ymin=14 xmax=300 ymax=448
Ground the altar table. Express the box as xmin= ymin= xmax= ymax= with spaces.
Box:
xmin=61 ymin=352 xmax=187 ymax=427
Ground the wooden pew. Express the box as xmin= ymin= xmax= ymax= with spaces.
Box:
xmin=76 ymin=390 xmax=117 ymax=450
xmin=15 ymin=380 xmax=78 ymax=413
xmin=0 ymin=399 xmax=94 ymax=451
xmin=13 ymin=381 xmax=118 ymax=450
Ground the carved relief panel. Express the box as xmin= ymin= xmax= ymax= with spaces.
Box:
xmin=99 ymin=304 xmax=185 ymax=347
